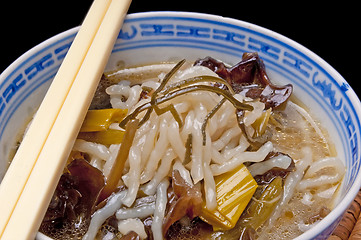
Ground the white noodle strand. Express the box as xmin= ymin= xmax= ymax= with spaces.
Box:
xmin=103 ymin=144 xmax=121 ymax=178
xmin=265 ymin=147 xmax=312 ymax=228
xmin=141 ymin=118 xmax=169 ymax=184
xmin=203 ymin=130 xmax=217 ymax=210
xmin=82 ymin=191 xmax=127 ymax=240
xmin=106 ymin=63 xmax=176 ymax=85
xmin=73 ymin=139 xmax=110 ymax=160
xmin=173 ymin=160 xmax=193 ymax=185
xmin=143 ymin=148 xmax=176 ymax=196
xmin=122 ymin=146 xmax=142 ymax=207
xmin=168 ymin=120 xmax=186 ymax=161
xmin=211 ymin=141 xmax=274 ymax=176
xmin=118 ymin=218 xmax=147 ymax=239
xmin=140 ymin=117 xmax=159 ymax=168
xmin=212 ymin=126 xmax=241 ymax=151
xmin=152 ymin=179 xmax=170 ymax=240
xmin=116 ymin=203 xmax=155 ymax=220
xmin=190 ymin=104 xmax=206 ymax=184
xmin=305 ymin=157 xmax=345 ymax=177
xmin=248 ymin=154 xmax=292 ymax=177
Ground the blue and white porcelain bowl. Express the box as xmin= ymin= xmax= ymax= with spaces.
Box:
xmin=0 ymin=12 xmax=360 ymax=240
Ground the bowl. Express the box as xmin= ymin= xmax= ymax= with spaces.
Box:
xmin=1 ymin=11 xmax=360 ymax=240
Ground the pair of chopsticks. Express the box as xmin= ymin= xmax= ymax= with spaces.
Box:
xmin=0 ymin=0 xmax=132 ymax=239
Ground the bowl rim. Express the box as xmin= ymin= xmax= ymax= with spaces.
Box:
xmin=0 ymin=26 xmax=79 ymax=80
xmin=1 ymin=11 xmax=361 ymax=240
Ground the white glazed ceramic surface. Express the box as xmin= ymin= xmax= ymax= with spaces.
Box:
xmin=1 ymin=12 xmax=360 ymax=240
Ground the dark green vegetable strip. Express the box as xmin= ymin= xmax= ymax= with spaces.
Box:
xmin=119 ymin=102 xmax=152 ymax=129
xmin=149 ymin=59 xmax=186 ymax=127
xmin=118 ymin=59 xmax=253 ymax=132
xmin=119 ymin=60 xmax=186 ymax=129
xmin=140 ymin=59 xmax=186 ymax=126
xmin=158 ymin=85 xmax=253 ymax=111
xmin=243 ymin=176 xmax=283 ymax=229
xmin=119 ymin=84 xmax=253 ymax=129
xmin=183 ymin=134 xmax=193 ymax=165
xmin=201 ymin=98 xmax=226 ymax=145
xmin=160 ymin=75 xmax=235 ymax=95
xmin=152 ymin=59 xmax=186 ymax=98
xmin=153 ymin=103 xmax=183 ymax=128
xmin=97 ymin=119 xmax=139 ymax=204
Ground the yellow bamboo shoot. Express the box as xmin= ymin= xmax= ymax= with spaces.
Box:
xmin=77 ymin=128 xmax=125 ymax=145
xmin=252 ymin=108 xmax=272 ymax=138
xmin=200 ymin=164 xmax=258 ymax=230
xmin=80 ymin=109 xmax=127 ymax=132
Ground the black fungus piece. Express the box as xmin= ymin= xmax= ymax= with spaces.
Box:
xmin=194 ymin=52 xmax=293 ymax=109
xmin=253 ymin=152 xmax=296 ymax=185
xmin=40 ymin=158 xmax=105 ymax=239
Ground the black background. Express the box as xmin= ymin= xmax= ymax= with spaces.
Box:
xmin=0 ymin=1 xmax=358 ymax=95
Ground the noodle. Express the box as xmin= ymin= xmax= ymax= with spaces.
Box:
xmin=172 ymin=160 xmax=193 ymax=185
xmin=222 ymin=134 xmax=250 ymax=160
xmin=248 ymin=154 xmax=292 ymax=177
xmin=73 ymin=139 xmax=110 ymax=161
xmin=210 ymin=141 xmax=274 ymax=176
xmin=203 ymin=129 xmax=217 ymax=210
xmin=141 ymin=117 xmax=170 ymax=184
xmin=168 ymin=120 xmax=186 ymax=161
xmin=116 ymin=202 xmax=155 ymax=220
xmin=190 ymin=105 xmax=205 ymax=184
xmin=143 ymin=148 xmax=176 ymax=196
xmin=118 ymin=218 xmax=147 ymax=239
xmin=102 ymin=144 xmax=120 ymax=178
xmin=264 ymin=147 xmax=313 ymax=230
xmin=83 ymin=191 xmax=127 ymax=240
xmin=212 ymin=126 xmax=241 ymax=151
xmin=122 ymin=146 xmax=142 ymax=207
xmin=180 ymin=110 xmax=195 ymax=142
xmin=106 ymin=63 xmax=176 ymax=84
xmin=152 ymin=179 xmax=170 ymax=240
xmin=305 ymin=157 xmax=345 ymax=177
xmin=297 ymin=173 xmax=343 ymax=190
xmin=140 ymin=116 xmax=159 ymax=167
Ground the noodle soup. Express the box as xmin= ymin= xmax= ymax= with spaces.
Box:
xmin=36 ymin=53 xmax=345 ymax=240
xmin=1 ymin=12 xmax=360 ymax=240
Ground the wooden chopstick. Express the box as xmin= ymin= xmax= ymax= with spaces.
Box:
xmin=0 ymin=0 xmax=131 ymax=239
xmin=0 ymin=1 xmax=111 ymax=232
